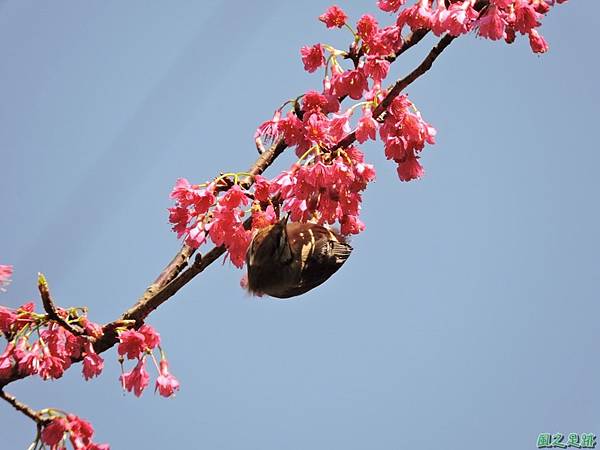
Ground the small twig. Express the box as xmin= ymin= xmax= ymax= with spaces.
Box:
xmin=0 ymin=390 xmax=47 ymax=425
xmin=38 ymin=273 xmax=84 ymax=336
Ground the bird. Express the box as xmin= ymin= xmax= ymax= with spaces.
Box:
xmin=245 ymin=216 xmax=353 ymax=299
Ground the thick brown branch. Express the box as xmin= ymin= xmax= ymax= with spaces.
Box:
xmin=0 ymin=390 xmax=46 ymax=425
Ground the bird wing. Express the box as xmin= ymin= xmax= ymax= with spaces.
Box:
xmin=282 ymin=236 xmax=353 ymax=298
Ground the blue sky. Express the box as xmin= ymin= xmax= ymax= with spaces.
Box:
xmin=1 ymin=1 xmax=598 ymax=449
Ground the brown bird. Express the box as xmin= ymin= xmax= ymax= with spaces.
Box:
xmin=246 ymin=217 xmax=353 ymax=298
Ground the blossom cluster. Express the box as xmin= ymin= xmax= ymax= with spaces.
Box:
xmin=271 ymin=147 xmax=375 ymax=234
xmin=0 ymin=302 xmax=104 ymax=382
xmin=298 ymin=0 xmax=561 ymax=182
xmin=170 ymin=1 xmax=562 ymax=268
xmin=169 ymin=143 xmax=377 ymax=267
xmin=40 ymin=411 xmax=109 ymax=450
xmin=377 ymin=0 xmax=561 ymax=52
xmin=169 ymin=178 xmax=253 ymax=268
xmin=117 ymin=325 xmax=180 ymax=398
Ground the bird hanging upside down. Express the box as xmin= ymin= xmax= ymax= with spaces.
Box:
xmin=245 ymin=216 xmax=353 ymax=299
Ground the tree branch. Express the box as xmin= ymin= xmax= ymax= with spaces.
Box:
xmin=0 ymin=30 xmax=459 ymax=389
xmin=0 ymin=390 xmax=46 ymax=425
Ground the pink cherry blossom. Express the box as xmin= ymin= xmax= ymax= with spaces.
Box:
xmin=319 ymin=5 xmax=347 ymax=28
xmin=528 ymin=29 xmax=549 ymax=53
xmin=254 ymin=110 xmax=282 ymax=144
xmin=341 ymin=214 xmax=366 ymax=235
xmin=432 ymin=1 xmax=478 ymax=37
xmin=280 ymin=111 xmax=306 ymax=147
xmin=219 ymin=184 xmax=249 ymax=209
xmin=397 ymin=154 xmax=425 ymax=182
xmin=0 ymin=306 xmax=16 ymax=334
xmin=66 ymin=414 xmax=95 ymax=449
xmin=357 ymin=14 xmax=379 ymax=41
xmin=120 ymin=358 xmax=150 ymax=397
xmin=367 ymin=25 xmax=402 ymax=57
xmin=139 ymin=324 xmax=161 ymax=350
xmin=300 ymin=44 xmax=325 ymax=73
xmin=17 ymin=340 xmax=41 ymax=376
xmin=0 ymin=342 xmax=15 ymax=379
xmin=252 ymin=204 xmax=277 ymax=230
xmin=252 ymin=175 xmax=272 ymax=202
xmin=515 ymin=0 xmax=541 ymax=34
xmin=377 ymin=0 xmax=406 ymax=13
xmin=397 ymin=0 xmax=434 ymax=32
xmin=81 ymin=317 xmax=104 ymax=339
xmin=302 ymin=90 xmax=332 ymax=115
xmin=39 ymin=345 xmax=69 ymax=380
xmin=477 ymin=5 xmax=507 ymax=40
xmin=356 ymin=109 xmax=379 ymax=143
xmin=363 ymin=57 xmax=390 ymax=82
xmin=82 ymin=341 xmax=104 ymax=380
xmin=117 ymin=329 xmax=146 ymax=360
xmin=41 ymin=417 xmax=68 ymax=447
xmin=155 ymin=359 xmax=180 ymax=398
xmin=185 ymin=224 xmax=208 ymax=248
xmin=331 ymin=69 xmax=368 ymax=100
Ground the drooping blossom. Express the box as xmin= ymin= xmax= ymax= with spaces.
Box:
xmin=356 ymin=108 xmax=379 ymax=143
xmin=17 ymin=340 xmax=41 ymax=376
xmin=514 ymin=0 xmax=541 ymax=34
xmin=41 ymin=417 xmax=68 ymax=447
xmin=42 ymin=414 xmax=109 ymax=450
xmin=397 ymin=154 xmax=425 ymax=182
xmin=271 ymin=147 xmax=375 ymax=232
xmin=82 ymin=341 xmax=104 ymax=380
xmin=207 ymin=185 xmax=253 ymax=268
xmin=254 ymin=110 xmax=282 ymax=145
xmin=432 ymin=1 xmax=479 ymax=37
xmin=397 ymin=0 xmax=434 ymax=32
xmin=39 ymin=344 xmax=69 ymax=380
xmin=252 ymin=175 xmax=272 ymax=203
xmin=528 ymin=29 xmax=549 ymax=53
xmin=168 ymin=178 xmax=215 ymax=244
xmin=120 ymin=358 xmax=150 ymax=397
xmin=477 ymin=5 xmax=507 ymax=40
xmin=0 ymin=342 xmax=15 ymax=379
xmin=363 ymin=56 xmax=390 ymax=83
xmin=155 ymin=359 xmax=180 ymax=398
xmin=380 ymin=95 xmax=436 ymax=182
